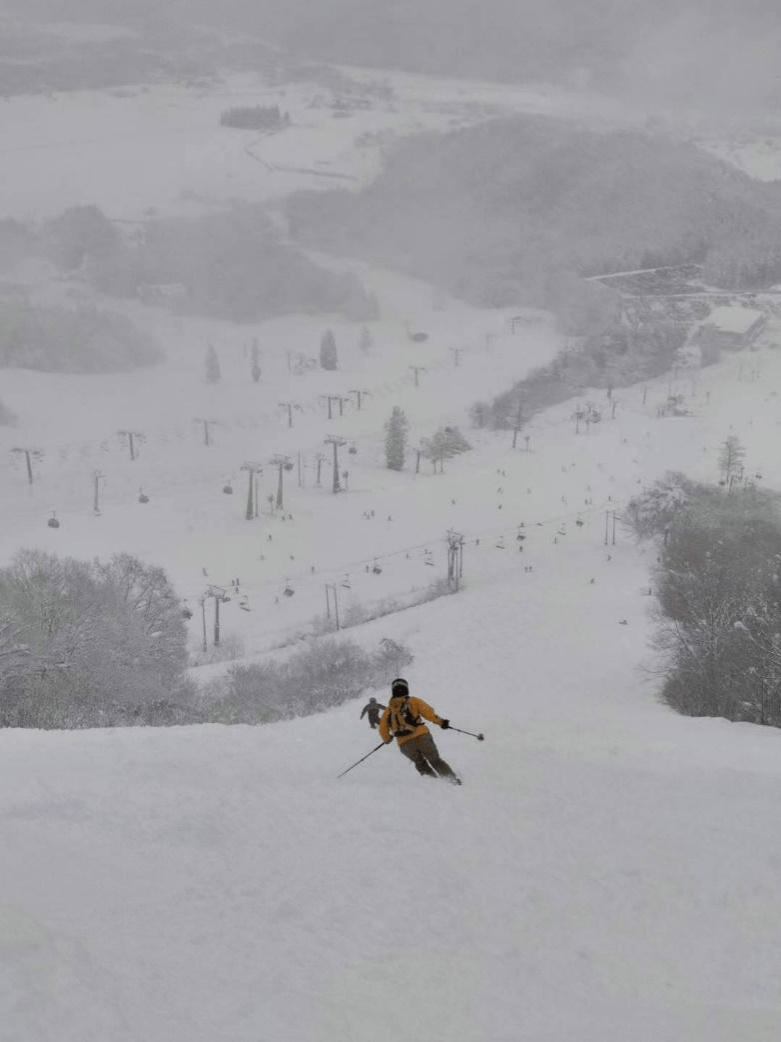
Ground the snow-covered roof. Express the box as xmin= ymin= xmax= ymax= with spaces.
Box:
xmin=704 ymin=305 xmax=765 ymax=334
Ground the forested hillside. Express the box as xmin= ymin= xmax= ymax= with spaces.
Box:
xmin=220 ymin=0 xmax=781 ymax=103
xmin=8 ymin=0 xmax=781 ymax=106
xmin=287 ymin=117 xmax=781 ymax=320
xmin=0 ymin=205 xmax=377 ymax=325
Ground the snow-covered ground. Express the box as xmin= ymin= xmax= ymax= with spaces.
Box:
xmin=3 ymin=64 xmax=781 ymax=1042
xmin=0 ymin=61 xmax=719 ymax=224
xmin=1 ymin=66 xmax=599 ymax=222
xmin=0 ymin=261 xmax=564 ymax=656
xmin=697 ymin=134 xmax=781 ymax=182
xmin=4 ymin=464 xmax=781 ymax=1041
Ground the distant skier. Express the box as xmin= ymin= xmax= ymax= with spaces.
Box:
xmin=359 ymin=696 xmax=386 ymax=730
xmin=378 ymin=678 xmax=460 ymax=784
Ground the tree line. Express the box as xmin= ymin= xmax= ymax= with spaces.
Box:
xmin=627 ymin=464 xmax=781 ymax=727
xmin=286 ymin=117 xmax=781 ymax=326
xmin=0 ymin=548 xmax=414 ymax=730
xmin=384 ymin=407 xmax=470 ymax=473
xmin=220 ymin=105 xmax=291 ymax=130
xmin=0 ymin=204 xmax=379 ymax=329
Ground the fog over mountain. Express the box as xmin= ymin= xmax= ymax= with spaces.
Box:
xmin=5 ymin=0 xmax=781 ymax=109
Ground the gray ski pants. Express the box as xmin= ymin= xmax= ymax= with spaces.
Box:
xmin=398 ymin=732 xmax=457 ymax=780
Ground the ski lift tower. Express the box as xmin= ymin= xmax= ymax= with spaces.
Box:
xmin=324 ymin=436 xmax=347 ymax=493
xmin=203 ymin=584 xmax=231 ymax=646
xmin=446 ymin=530 xmax=465 ymax=590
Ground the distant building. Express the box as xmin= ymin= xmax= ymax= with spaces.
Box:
xmin=694 ymin=305 xmax=766 ymax=352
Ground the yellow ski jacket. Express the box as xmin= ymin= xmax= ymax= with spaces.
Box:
xmin=378 ymin=695 xmax=444 ymax=746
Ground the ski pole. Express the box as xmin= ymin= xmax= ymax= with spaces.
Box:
xmin=448 ymin=726 xmax=485 ymax=741
xmin=337 ymin=741 xmax=386 ymax=778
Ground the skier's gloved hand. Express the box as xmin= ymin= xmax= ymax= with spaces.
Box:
xmin=440 ymin=719 xmax=450 ymax=729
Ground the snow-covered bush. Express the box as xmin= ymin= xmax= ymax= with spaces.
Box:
xmin=485 ymin=319 xmax=686 ymax=432
xmin=207 ymin=637 xmax=413 ymax=725
xmin=0 ymin=303 xmax=162 ymax=373
xmin=653 ymin=481 xmax=781 ymax=726
xmin=0 ymin=550 xmax=191 ymax=728
xmin=44 ymin=204 xmax=120 ymax=271
xmin=189 ymin=633 xmax=246 ymax=668
xmin=420 ymin=425 xmax=471 ymax=472
xmin=625 ymin=472 xmax=691 ymax=541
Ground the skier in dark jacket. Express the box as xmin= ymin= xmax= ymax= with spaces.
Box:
xmin=360 ymin=696 xmax=386 ymax=729
xmin=378 ymin=678 xmax=460 ymax=784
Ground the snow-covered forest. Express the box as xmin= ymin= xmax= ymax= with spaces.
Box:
xmin=3 ymin=4 xmax=781 ymax=1040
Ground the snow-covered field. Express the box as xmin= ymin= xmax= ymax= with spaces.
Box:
xmin=697 ymin=134 xmax=781 ymax=182
xmin=2 ymin=66 xmax=603 ymax=222
xmin=3 ymin=64 xmax=781 ymax=1042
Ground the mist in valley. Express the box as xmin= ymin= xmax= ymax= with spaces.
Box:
xmin=5 ymin=0 xmax=781 ymax=109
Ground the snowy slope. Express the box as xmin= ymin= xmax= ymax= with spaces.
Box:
xmin=4 ymin=539 xmax=781 ymax=1042
xmin=3 ymin=66 xmax=781 ymax=1042
xmin=4 ymin=336 xmax=781 ymax=1041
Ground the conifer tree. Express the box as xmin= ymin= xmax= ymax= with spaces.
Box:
xmin=384 ymin=407 xmax=409 ymax=471
xmin=250 ymin=339 xmax=261 ymax=383
xmin=719 ymin=435 xmax=746 ymax=486
xmin=320 ymin=329 xmax=338 ymax=370
xmin=205 ymin=343 xmax=221 ymax=384
xmin=358 ymin=325 xmax=373 ymax=354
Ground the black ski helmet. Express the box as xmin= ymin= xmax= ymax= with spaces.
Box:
xmin=391 ymin=677 xmax=409 ymax=698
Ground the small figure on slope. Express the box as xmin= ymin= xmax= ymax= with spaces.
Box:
xmin=378 ymin=678 xmax=460 ymax=784
xmin=359 ymin=696 xmax=386 ymax=730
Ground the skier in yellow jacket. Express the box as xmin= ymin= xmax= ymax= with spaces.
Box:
xmin=378 ymin=678 xmax=460 ymax=784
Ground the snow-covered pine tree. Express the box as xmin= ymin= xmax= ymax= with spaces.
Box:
xmin=320 ymin=330 xmax=338 ymax=370
xmin=384 ymin=406 xmax=409 ymax=471
xmin=205 ymin=343 xmax=221 ymax=384
xmin=358 ymin=325 xmax=373 ymax=354
xmin=250 ymin=339 xmax=261 ymax=383
xmin=719 ymin=435 xmax=746 ymax=486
